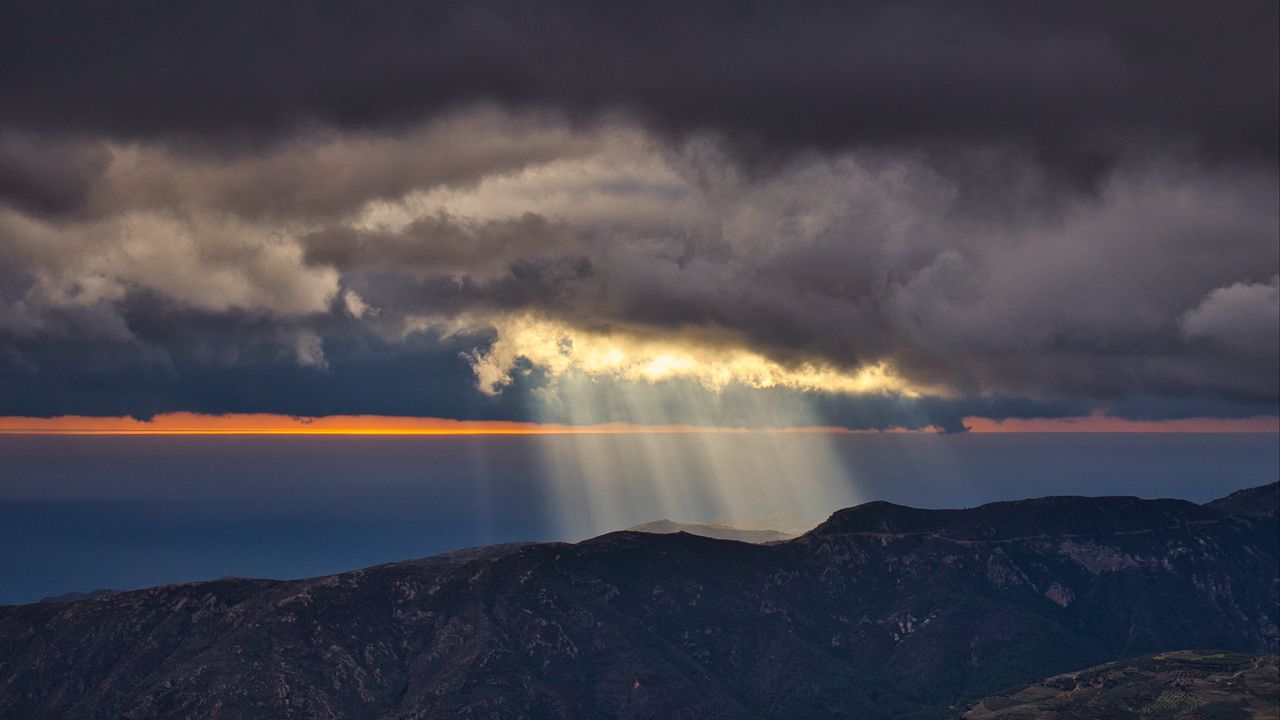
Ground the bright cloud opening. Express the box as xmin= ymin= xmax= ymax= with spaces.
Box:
xmin=462 ymin=313 xmax=921 ymax=398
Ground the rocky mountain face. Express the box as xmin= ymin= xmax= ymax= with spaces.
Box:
xmin=0 ymin=483 xmax=1276 ymax=720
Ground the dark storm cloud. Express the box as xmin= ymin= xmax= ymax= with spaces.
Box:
xmin=0 ymin=1 xmax=1276 ymax=428
xmin=0 ymin=295 xmax=536 ymax=421
xmin=304 ymin=212 xmax=575 ymax=279
xmin=2 ymin=1 xmax=1276 ymax=176
xmin=0 ymin=132 xmax=109 ymax=218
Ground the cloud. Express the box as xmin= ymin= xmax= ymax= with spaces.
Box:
xmin=342 ymin=290 xmax=368 ymax=319
xmin=354 ymin=145 xmax=1276 ymax=409
xmin=0 ymin=131 xmax=111 ymax=217
xmin=1183 ymin=278 xmax=1280 ymax=350
xmin=290 ymin=329 xmax=328 ymax=369
xmin=1 ymin=2 xmax=1275 ymax=181
xmin=456 ymin=313 xmax=917 ymax=397
xmin=0 ymin=111 xmax=608 ymax=323
xmin=1 ymin=118 xmax=1276 ymax=424
xmin=0 ymin=208 xmax=340 ymax=319
xmin=304 ymin=212 xmax=574 ymax=282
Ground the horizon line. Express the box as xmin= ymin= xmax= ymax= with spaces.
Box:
xmin=0 ymin=412 xmax=1276 ymax=436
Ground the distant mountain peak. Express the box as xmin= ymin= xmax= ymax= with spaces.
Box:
xmin=625 ymin=518 xmax=798 ymax=544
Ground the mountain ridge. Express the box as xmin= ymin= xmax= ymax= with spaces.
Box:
xmin=625 ymin=519 xmax=797 ymax=544
xmin=810 ymin=494 xmax=1220 ymax=540
xmin=0 ymin=482 xmax=1275 ymax=719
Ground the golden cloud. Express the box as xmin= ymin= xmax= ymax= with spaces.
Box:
xmin=451 ymin=313 xmax=920 ymax=397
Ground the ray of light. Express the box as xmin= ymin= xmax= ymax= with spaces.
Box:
xmin=530 ymin=374 xmax=860 ymax=538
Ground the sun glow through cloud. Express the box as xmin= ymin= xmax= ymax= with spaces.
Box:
xmin=450 ymin=313 xmax=923 ymax=397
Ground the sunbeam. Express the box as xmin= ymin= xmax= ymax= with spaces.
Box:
xmin=531 ymin=373 xmax=859 ymax=538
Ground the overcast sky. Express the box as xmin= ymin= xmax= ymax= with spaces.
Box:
xmin=0 ymin=1 xmax=1276 ymax=431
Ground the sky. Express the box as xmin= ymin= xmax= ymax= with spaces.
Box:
xmin=0 ymin=1 xmax=1276 ymax=433
xmin=0 ymin=3 xmax=1278 ymax=602
xmin=2 ymin=433 xmax=1277 ymax=603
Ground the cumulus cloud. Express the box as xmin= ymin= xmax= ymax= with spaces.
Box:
xmin=342 ymin=290 xmax=368 ymax=319
xmin=348 ymin=144 xmax=1276 ymax=409
xmin=0 ymin=111 xmax=612 ymax=327
xmin=0 ymin=208 xmax=340 ymax=319
xmin=1183 ymin=278 xmax=1280 ymax=357
xmin=290 ymin=329 xmax=328 ymax=369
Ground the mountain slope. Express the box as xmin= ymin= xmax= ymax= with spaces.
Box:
xmin=0 ymin=483 xmax=1276 ymax=720
xmin=1206 ymin=481 xmax=1280 ymax=518
xmin=962 ymin=651 xmax=1279 ymax=719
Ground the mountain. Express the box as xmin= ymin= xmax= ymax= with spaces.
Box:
xmin=36 ymin=588 xmax=120 ymax=604
xmin=0 ymin=483 xmax=1275 ymax=720
xmin=625 ymin=519 xmax=797 ymax=544
xmin=626 ymin=513 xmax=824 ymax=544
xmin=1206 ymin=481 xmax=1280 ymax=518
xmin=962 ymin=650 xmax=1279 ymax=719
xmin=706 ymin=513 xmax=825 ymax=536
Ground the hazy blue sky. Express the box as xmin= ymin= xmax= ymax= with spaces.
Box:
xmin=2 ymin=432 xmax=1275 ymax=604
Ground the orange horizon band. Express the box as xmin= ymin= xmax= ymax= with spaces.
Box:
xmin=0 ymin=413 xmax=859 ymax=436
xmin=0 ymin=412 xmax=1275 ymax=435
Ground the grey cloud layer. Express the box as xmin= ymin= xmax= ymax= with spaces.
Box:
xmin=2 ymin=2 xmax=1275 ymax=173
xmin=0 ymin=2 xmax=1276 ymax=427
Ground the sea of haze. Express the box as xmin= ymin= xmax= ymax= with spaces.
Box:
xmin=1 ymin=432 xmax=1276 ymax=604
